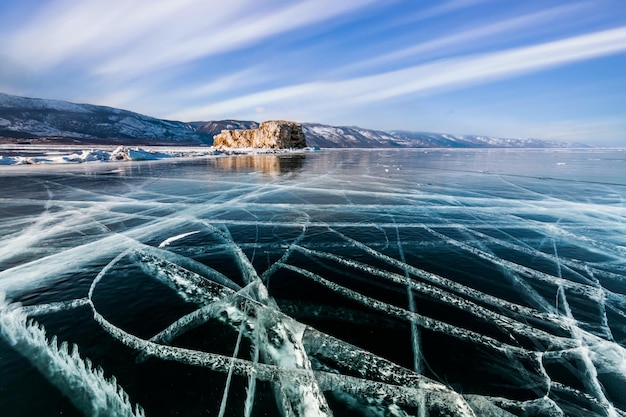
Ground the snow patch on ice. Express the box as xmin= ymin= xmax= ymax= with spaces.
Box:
xmin=0 ymin=145 xmax=316 ymax=166
xmin=158 ymin=231 xmax=201 ymax=248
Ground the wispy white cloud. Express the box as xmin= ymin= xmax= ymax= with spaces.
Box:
xmin=168 ymin=26 xmax=626 ymax=121
xmin=4 ymin=0 xmax=207 ymax=68
xmin=98 ymin=66 xmax=285 ymax=119
xmin=96 ymin=0 xmax=387 ymax=77
xmin=176 ymin=67 xmax=273 ymax=100
xmin=394 ymin=0 xmax=493 ymax=24
xmin=1 ymin=0 xmax=382 ymax=77
xmin=340 ymin=2 xmax=593 ymax=75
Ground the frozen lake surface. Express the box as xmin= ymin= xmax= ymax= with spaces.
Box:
xmin=1 ymin=148 xmax=625 ymax=417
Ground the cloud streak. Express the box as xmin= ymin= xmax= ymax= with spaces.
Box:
xmin=2 ymin=0 xmax=381 ymax=77
xmin=169 ymin=26 xmax=626 ymax=121
xmin=339 ymin=2 xmax=593 ymax=75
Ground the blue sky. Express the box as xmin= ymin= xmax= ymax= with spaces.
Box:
xmin=1 ymin=0 xmax=625 ymax=145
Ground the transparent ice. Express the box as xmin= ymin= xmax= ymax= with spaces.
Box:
xmin=0 ymin=149 xmax=625 ymax=416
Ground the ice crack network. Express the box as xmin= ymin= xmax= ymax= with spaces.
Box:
xmin=1 ymin=151 xmax=625 ymax=417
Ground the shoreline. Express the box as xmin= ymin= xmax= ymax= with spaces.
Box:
xmin=0 ymin=144 xmax=318 ymax=166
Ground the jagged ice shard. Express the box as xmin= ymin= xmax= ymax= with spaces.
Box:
xmin=0 ymin=148 xmax=625 ymax=417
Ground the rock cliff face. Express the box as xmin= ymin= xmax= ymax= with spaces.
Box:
xmin=213 ymin=120 xmax=306 ymax=149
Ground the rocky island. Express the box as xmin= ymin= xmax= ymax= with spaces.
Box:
xmin=213 ymin=120 xmax=307 ymax=149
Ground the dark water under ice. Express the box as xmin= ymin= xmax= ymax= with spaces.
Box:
xmin=0 ymin=148 xmax=625 ymax=417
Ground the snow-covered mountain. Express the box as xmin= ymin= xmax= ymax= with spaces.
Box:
xmin=300 ymin=124 xmax=587 ymax=148
xmin=302 ymin=124 xmax=401 ymax=148
xmin=0 ymin=92 xmax=588 ymax=148
xmin=188 ymin=122 xmax=587 ymax=148
xmin=188 ymin=120 xmax=259 ymax=137
xmin=385 ymin=130 xmax=587 ymax=148
xmin=0 ymin=92 xmax=209 ymax=145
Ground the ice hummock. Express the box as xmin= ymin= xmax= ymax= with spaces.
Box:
xmin=0 ymin=145 xmax=318 ymax=165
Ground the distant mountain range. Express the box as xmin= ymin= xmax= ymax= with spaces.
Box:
xmin=0 ymin=92 xmax=588 ymax=148
xmin=0 ymin=92 xmax=206 ymax=145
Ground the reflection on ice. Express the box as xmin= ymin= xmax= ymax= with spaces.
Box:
xmin=0 ymin=149 xmax=625 ymax=416
xmin=212 ymin=154 xmax=306 ymax=176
